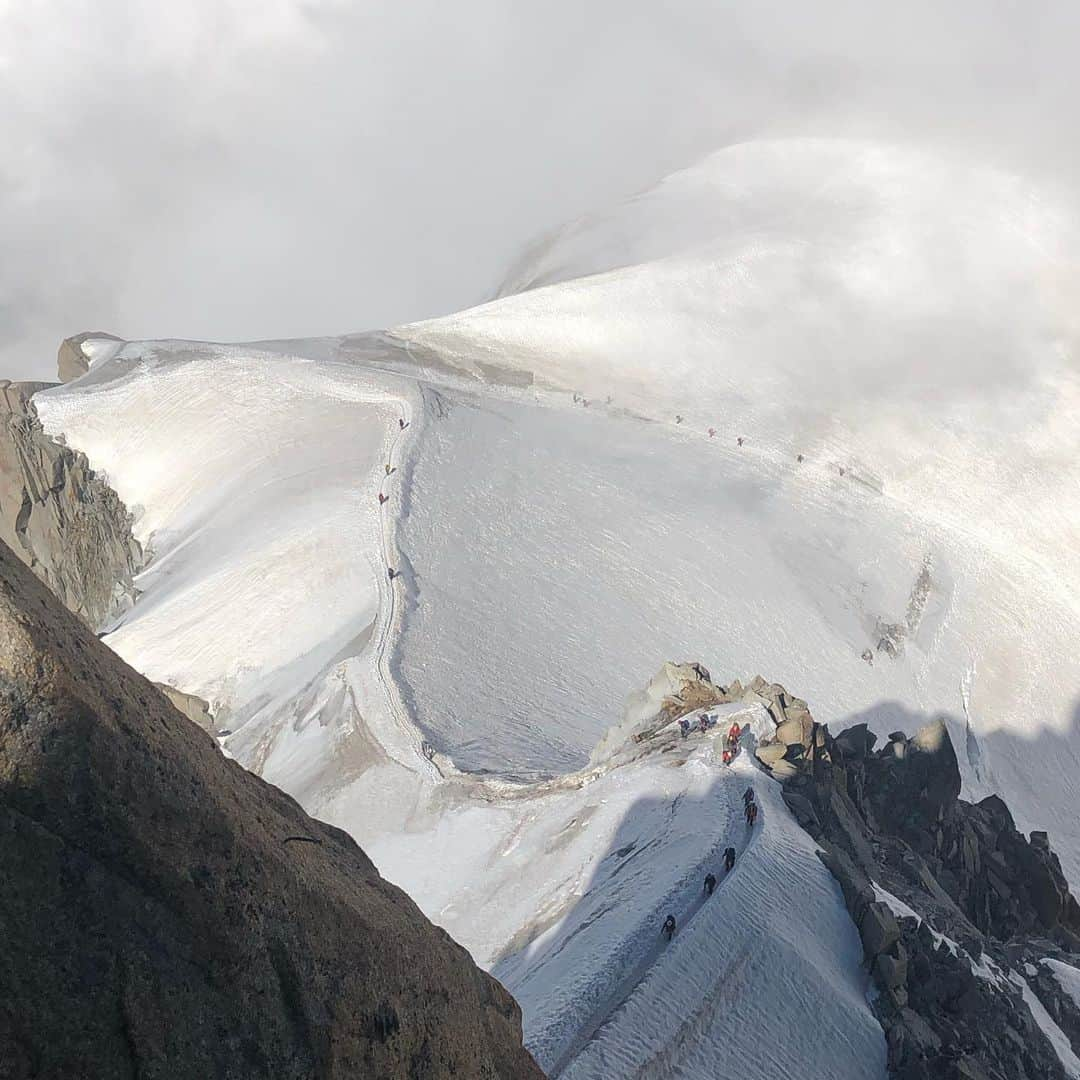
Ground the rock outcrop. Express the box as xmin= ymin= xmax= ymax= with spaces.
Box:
xmin=0 ymin=538 xmax=542 ymax=1079
xmin=0 ymin=380 xmax=141 ymax=629
xmin=753 ymin=695 xmax=1080 ymax=1080
xmin=56 ymin=330 xmax=122 ymax=383
xmin=154 ymin=681 xmax=216 ymax=733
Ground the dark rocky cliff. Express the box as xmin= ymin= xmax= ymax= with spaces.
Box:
xmin=752 ymin=687 xmax=1080 ymax=1080
xmin=0 ymin=538 xmax=542 ymax=1079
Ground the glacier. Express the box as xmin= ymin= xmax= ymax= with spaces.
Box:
xmin=34 ymin=137 xmax=1080 ymax=1076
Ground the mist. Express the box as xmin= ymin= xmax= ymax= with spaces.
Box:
xmin=2 ymin=0 xmax=1078 ymax=379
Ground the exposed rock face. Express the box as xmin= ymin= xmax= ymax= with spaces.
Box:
xmin=56 ymin=330 xmax=122 ymax=383
xmin=753 ymin=696 xmax=1080 ymax=1080
xmin=154 ymin=681 xmax=216 ymax=733
xmin=0 ymin=539 xmax=542 ymax=1079
xmin=0 ymin=380 xmax=141 ymax=629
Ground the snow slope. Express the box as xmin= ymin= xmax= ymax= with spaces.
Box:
xmin=393 ymin=138 xmax=1080 ymax=877
xmin=33 ymin=136 xmax=1080 ymax=1076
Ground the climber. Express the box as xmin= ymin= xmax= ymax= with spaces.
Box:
xmin=721 ymin=747 xmax=733 ymax=766
xmin=743 ymin=786 xmax=755 ymax=807
xmin=675 ymin=414 xmax=684 ymax=424
xmin=662 ymin=914 xmax=677 ymax=941
xmin=797 ymin=453 xmax=804 ymax=463
xmin=378 ymin=493 xmax=389 ymax=505
xmin=723 ymin=847 xmax=736 ymax=873
xmin=861 ymin=648 xmax=874 ymax=666
xmin=399 ymin=418 xmax=409 ymax=430
xmin=737 ymin=436 xmax=745 ymax=447
xmin=708 ymin=427 xmax=716 ymax=438
xmin=747 ymin=802 xmax=759 ymax=828
xmin=704 ymin=872 xmax=717 ymax=896
xmin=698 ymin=714 xmax=709 ymax=735
xmin=385 ymin=463 xmax=395 ymax=476
xmin=727 ymin=721 xmax=741 ymax=749
xmin=387 ymin=567 xmax=398 ymax=581
xmin=679 ymin=717 xmax=691 ymax=739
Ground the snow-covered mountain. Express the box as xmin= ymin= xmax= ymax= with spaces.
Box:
xmin=34 ymin=138 xmax=1080 ymax=1077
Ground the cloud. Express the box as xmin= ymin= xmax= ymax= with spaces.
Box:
xmin=1 ymin=0 xmax=1078 ymax=378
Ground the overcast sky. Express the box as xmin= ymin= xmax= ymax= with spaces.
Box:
xmin=2 ymin=0 xmax=1078 ymax=379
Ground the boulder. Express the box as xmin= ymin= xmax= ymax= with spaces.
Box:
xmin=755 ymin=741 xmax=789 ymax=766
xmin=776 ymin=714 xmax=814 ymax=747
xmin=874 ymin=943 xmax=908 ymax=990
xmin=860 ymin=902 xmax=901 ymax=957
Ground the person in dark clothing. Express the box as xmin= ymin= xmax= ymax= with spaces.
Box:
xmin=662 ymin=914 xmax=677 ymax=940
xmin=679 ymin=717 xmax=691 ymax=739
xmin=387 ymin=567 xmax=398 ymax=581
xmin=704 ymin=873 xmax=717 ymax=896
xmin=399 ymin=418 xmax=409 ymax=430
xmin=748 ymin=802 xmax=759 ymax=827
xmin=744 ymin=800 xmax=755 ymax=825
xmin=378 ymin=492 xmax=389 ymax=505
xmin=743 ymin=786 xmax=755 ymax=807
xmin=723 ymin=847 xmax=736 ymax=872
xmin=737 ymin=436 xmax=745 ymax=447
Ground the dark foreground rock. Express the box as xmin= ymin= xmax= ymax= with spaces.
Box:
xmin=752 ymin=694 xmax=1080 ymax=1080
xmin=0 ymin=379 xmax=141 ymax=628
xmin=0 ymin=539 xmax=542 ymax=1079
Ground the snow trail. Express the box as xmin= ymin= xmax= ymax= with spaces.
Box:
xmin=550 ymin=767 xmax=758 ymax=1077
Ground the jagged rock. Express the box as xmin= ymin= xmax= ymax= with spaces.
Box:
xmin=782 ymin=790 xmax=820 ymax=830
xmin=861 ymin=902 xmax=901 ymax=957
xmin=743 ymin=675 xmax=1080 ymax=1080
xmin=874 ymin=943 xmax=908 ymax=990
xmin=0 ymin=381 xmax=141 ymax=629
xmin=833 ymin=722 xmax=876 ymax=760
xmin=56 ymin=331 xmax=122 ymax=383
xmin=0 ymin=539 xmax=541 ymax=1079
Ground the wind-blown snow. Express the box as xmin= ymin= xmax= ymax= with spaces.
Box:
xmin=32 ymin=136 xmax=1080 ymax=1076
